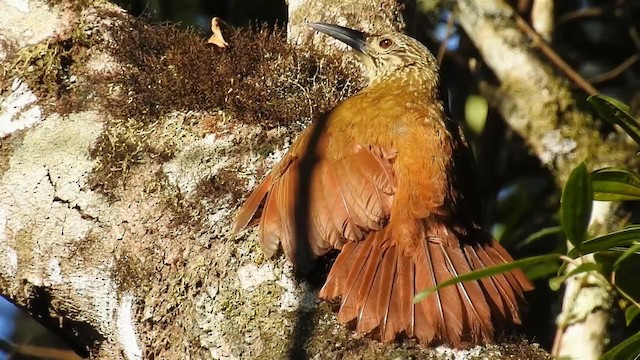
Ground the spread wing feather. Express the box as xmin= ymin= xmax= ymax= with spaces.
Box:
xmin=232 ymin=127 xmax=397 ymax=269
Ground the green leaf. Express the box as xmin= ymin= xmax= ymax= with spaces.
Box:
xmin=625 ymin=306 xmax=640 ymax=326
xmin=548 ymin=276 xmax=564 ymax=291
xmin=465 ymin=95 xmax=488 ymax=135
xmin=567 ymin=226 xmax=640 ymax=258
xmin=601 ymin=330 xmax=640 ymax=360
xmin=548 ymin=263 xmax=601 ymax=291
xmin=588 ymin=95 xmax=640 ymax=145
xmin=414 ymin=254 xmax=562 ymax=303
xmin=515 ymin=226 xmax=563 ymax=250
xmin=561 ymin=162 xmax=593 ymax=248
xmin=591 ymin=168 xmax=640 ymax=201
xmin=590 ymin=95 xmax=631 ymax=113
xmin=614 ymin=243 xmax=640 ymax=270
xmin=525 ymin=260 xmax=561 ymax=280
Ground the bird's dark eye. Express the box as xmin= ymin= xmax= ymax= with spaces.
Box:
xmin=379 ymin=38 xmax=393 ymax=49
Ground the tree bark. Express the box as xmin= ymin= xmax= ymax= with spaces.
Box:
xmin=0 ymin=0 xmax=556 ymax=359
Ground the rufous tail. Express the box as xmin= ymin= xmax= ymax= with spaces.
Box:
xmin=319 ymin=221 xmax=533 ymax=347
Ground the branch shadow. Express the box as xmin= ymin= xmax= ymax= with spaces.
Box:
xmin=287 ymin=112 xmax=331 ymax=359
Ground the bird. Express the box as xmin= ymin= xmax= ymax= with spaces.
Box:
xmin=232 ymin=22 xmax=533 ymax=347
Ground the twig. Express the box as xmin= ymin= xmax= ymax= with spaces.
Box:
xmin=557 ymin=8 xmax=604 ymax=25
xmin=514 ymin=16 xmax=599 ymax=96
xmin=629 ymin=26 xmax=640 ymax=51
xmin=613 ymin=278 xmax=640 ymax=310
xmin=589 ymin=53 xmax=640 ymax=84
xmin=0 ymin=338 xmax=81 ymax=360
xmin=437 ymin=13 xmax=455 ymax=65
xmin=516 ymin=0 xmax=533 ymax=14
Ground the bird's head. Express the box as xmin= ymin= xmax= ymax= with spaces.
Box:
xmin=309 ymin=22 xmax=439 ymax=88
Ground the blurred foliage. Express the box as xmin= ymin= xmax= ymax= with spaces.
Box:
xmin=417 ymin=96 xmax=640 ymax=358
xmin=430 ymin=1 xmax=639 ymax=349
xmin=560 ymin=96 xmax=640 ymax=359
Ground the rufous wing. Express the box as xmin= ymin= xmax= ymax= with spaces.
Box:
xmin=232 ymin=127 xmax=397 ymax=272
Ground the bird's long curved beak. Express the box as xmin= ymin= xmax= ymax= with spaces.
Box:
xmin=308 ymin=23 xmax=366 ymax=53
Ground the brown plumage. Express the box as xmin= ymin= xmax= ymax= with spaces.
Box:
xmin=232 ymin=23 xmax=533 ymax=347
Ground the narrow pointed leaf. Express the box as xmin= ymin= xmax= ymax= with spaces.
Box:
xmin=567 ymin=226 xmax=640 ymax=258
xmin=561 ymin=162 xmax=593 ymax=248
xmin=516 ymin=226 xmax=563 ymax=250
xmin=601 ymin=331 xmax=640 ymax=360
xmin=591 ymin=168 xmax=640 ymax=201
xmin=588 ymin=95 xmax=640 ymax=145
xmin=414 ymin=254 xmax=562 ymax=303
xmin=548 ymin=263 xmax=601 ymax=291
xmin=525 ymin=261 xmax=561 ymax=280
xmin=614 ymin=243 xmax=640 ymax=269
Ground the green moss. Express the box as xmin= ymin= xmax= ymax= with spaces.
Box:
xmin=148 ymin=171 xmax=209 ymax=230
xmin=79 ymin=13 xmax=358 ymax=198
xmin=217 ymin=280 xmax=289 ymax=358
xmin=13 ymin=227 xmax=35 ymax=271
xmin=94 ymin=16 xmax=357 ymax=128
xmin=87 ymin=117 xmax=151 ymax=195
xmin=1 ymin=16 xmax=93 ymax=113
xmin=2 ymin=9 xmax=358 ymax=203
xmin=0 ymin=133 xmax=24 ymax=178
xmin=42 ymin=0 xmax=102 ymax=13
xmin=111 ymin=248 xmax=156 ymax=294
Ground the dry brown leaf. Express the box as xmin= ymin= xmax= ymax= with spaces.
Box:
xmin=208 ymin=17 xmax=229 ymax=48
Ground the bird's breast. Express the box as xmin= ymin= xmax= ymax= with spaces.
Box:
xmin=329 ymin=87 xmax=454 ymax=214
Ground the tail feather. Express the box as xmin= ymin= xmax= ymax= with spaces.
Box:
xmin=463 ymin=246 xmax=512 ymax=326
xmin=414 ymin=290 xmax=437 ymax=343
xmin=320 ymin=222 xmax=532 ymax=346
xmin=414 ymin=264 xmax=438 ymax=343
xmin=394 ymin=253 xmax=415 ymax=337
xmin=352 ymin=240 xmax=385 ymax=318
xmin=379 ymin=249 xmax=403 ymax=341
xmin=419 ymin=238 xmax=447 ymax=341
xmin=488 ymin=241 xmax=533 ymax=292
xmin=486 ymin=246 xmax=527 ymax=300
xmin=441 ymin=243 xmax=493 ymax=342
xmin=427 ymin=240 xmax=464 ymax=345
xmin=359 ymin=246 xmax=395 ymax=333
xmin=471 ymin=245 xmax=522 ymax=323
